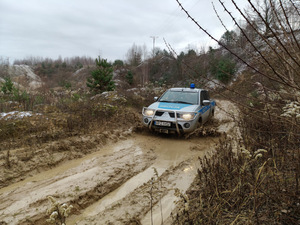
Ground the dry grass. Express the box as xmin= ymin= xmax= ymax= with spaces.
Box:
xmin=173 ymin=99 xmax=300 ymax=224
xmin=0 ymin=89 xmax=144 ymax=189
xmin=0 ymin=89 xmax=141 ymax=150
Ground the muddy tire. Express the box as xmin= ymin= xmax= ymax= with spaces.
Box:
xmin=198 ymin=117 xmax=203 ymax=127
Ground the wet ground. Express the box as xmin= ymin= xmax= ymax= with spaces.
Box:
xmin=0 ymin=100 xmax=239 ymax=224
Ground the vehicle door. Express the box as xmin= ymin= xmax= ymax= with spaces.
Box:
xmin=199 ymin=90 xmax=210 ymax=123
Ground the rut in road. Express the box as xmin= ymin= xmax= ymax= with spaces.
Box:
xmin=69 ymin=135 xmax=218 ymax=225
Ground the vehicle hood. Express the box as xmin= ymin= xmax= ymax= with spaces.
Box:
xmin=148 ymin=102 xmax=198 ymax=112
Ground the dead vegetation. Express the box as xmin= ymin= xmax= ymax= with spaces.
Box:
xmin=172 ymin=0 xmax=300 ymax=224
xmin=173 ymin=131 xmax=299 ymax=224
xmin=0 ymin=89 xmax=145 ymax=189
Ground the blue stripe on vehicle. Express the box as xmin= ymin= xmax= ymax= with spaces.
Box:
xmin=199 ymin=105 xmax=210 ymax=114
xmin=158 ymin=102 xmax=190 ymax=110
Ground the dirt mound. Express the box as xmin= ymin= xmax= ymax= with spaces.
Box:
xmin=7 ymin=65 xmax=43 ymax=90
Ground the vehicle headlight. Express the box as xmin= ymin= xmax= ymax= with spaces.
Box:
xmin=144 ymin=109 xmax=155 ymax=116
xmin=180 ymin=113 xmax=194 ymax=120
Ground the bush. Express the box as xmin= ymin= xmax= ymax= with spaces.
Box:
xmin=1 ymin=77 xmax=14 ymax=94
xmin=173 ymin=133 xmax=299 ymax=224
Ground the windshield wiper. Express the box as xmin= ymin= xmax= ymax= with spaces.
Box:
xmin=159 ymin=100 xmax=171 ymax=103
xmin=173 ymin=101 xmax=193 ymax=104
xmin=159 ymin=100 xmax=193 ymax=104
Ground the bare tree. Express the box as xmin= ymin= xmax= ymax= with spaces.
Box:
xmin=126 ymin=43 xmax=143 ymax=66
xmin=0 ymin=57 xmax=10 ymax=78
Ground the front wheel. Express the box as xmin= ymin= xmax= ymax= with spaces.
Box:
xmin=197 ymin=117 xmax=203 ymax=128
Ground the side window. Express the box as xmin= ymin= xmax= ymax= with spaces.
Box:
xmin=200 ymin=92 xmax=205 ymax=105
xmin=203 ymin=91 xmax=209 ymax=100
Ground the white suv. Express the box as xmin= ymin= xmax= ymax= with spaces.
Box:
xmin=142 ymin=84 xmax=215 ymax=134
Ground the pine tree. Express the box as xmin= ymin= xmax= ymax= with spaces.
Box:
xmin=126 ymin=71 xmax=134 ymax=85
xmin=1 ymin=77 xmax=14 ymax=94
xmin=87 ymin=57 xmax=115 ymax=93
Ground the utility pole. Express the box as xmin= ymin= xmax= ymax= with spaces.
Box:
xmin=150 ymin=36 xmax=159 ymax=56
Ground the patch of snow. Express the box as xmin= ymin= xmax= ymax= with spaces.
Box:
xmin=126 ymin=88 xmax=138 ymax=92
xmin=101 ymin=92 xmax=109 ymax=97
xmin=73 ymin=68 xmax=85 ymax=76
xmin=112 ymin=71 xmax=118 ymax=79
xmin=0 ymin=111 xmax=42 ymax=120
xmin=206 ymin=79 xmax=220 ymax=89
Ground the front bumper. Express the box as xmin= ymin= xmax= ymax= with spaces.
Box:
xmin=142 ymin=107 xmax=199 ymax=134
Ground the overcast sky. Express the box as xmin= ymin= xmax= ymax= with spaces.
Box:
xmin=0 ymin=0 xmax=248 ymax=63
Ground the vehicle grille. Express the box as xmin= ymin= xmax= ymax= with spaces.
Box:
xmin=155 ymin=111 xmax=164 ymax=116
xmin=168 ymin=112 xmax=180 ymax=118
xmin=155 ymin=111 xmax=179 ymax=118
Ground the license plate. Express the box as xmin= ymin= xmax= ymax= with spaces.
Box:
xmin=155 ymin=121 xmax=171 ymax=127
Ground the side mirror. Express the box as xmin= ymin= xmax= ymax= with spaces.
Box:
xmin=154 ymin=97 xmax=158 ymax=101
xmin=202 ymin=100 xmax=210 ymax=106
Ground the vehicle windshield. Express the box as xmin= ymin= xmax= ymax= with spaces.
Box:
xmin=159 ymin=90 xmax=199 ymax=105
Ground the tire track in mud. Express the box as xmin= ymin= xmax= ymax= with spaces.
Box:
xmin=74 ymin=159 xmax=200 ymax=225
xmin=0 ymin=100 xmax=239 ymax=225
xmin=68 ymin=100 xmax=240 ymax=225
xmin=69 ymin=135 xmax=218 ymax=225
xmin=0 ymin=139 xmax=156 ymax=224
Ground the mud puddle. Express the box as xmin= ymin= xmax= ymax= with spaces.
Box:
xmin=0 ymin=137 xmax=156 ymax=224
xmin=69 ymin=135 xmax=218 ymax=225
xmin=0 ymin=134 xmax=217 ymax=225
xmin=67 ymin=100 xmax=240 ymax=225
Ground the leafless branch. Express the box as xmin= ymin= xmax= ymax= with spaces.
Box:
xmin=212 ymin=1 xmax=230 ymax=32
xmin=175 ymin=0 xmax=300 ymax=90
xmin=279 ymin=0 xmax=300 ymax=51
xmin=227 ymin=0 xmax=300 ymax=88
xmin=246 ymin=0 xmax=300 ymax=69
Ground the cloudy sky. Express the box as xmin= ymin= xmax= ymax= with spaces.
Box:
xmin=0 ymin=0 xmax=248 ymax=63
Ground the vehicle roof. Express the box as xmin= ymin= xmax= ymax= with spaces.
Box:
xmin=168 ymin=87 xmax=205 ymax=92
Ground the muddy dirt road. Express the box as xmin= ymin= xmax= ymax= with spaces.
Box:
xmin=0 ymin=100 xmax=239 ymax=225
